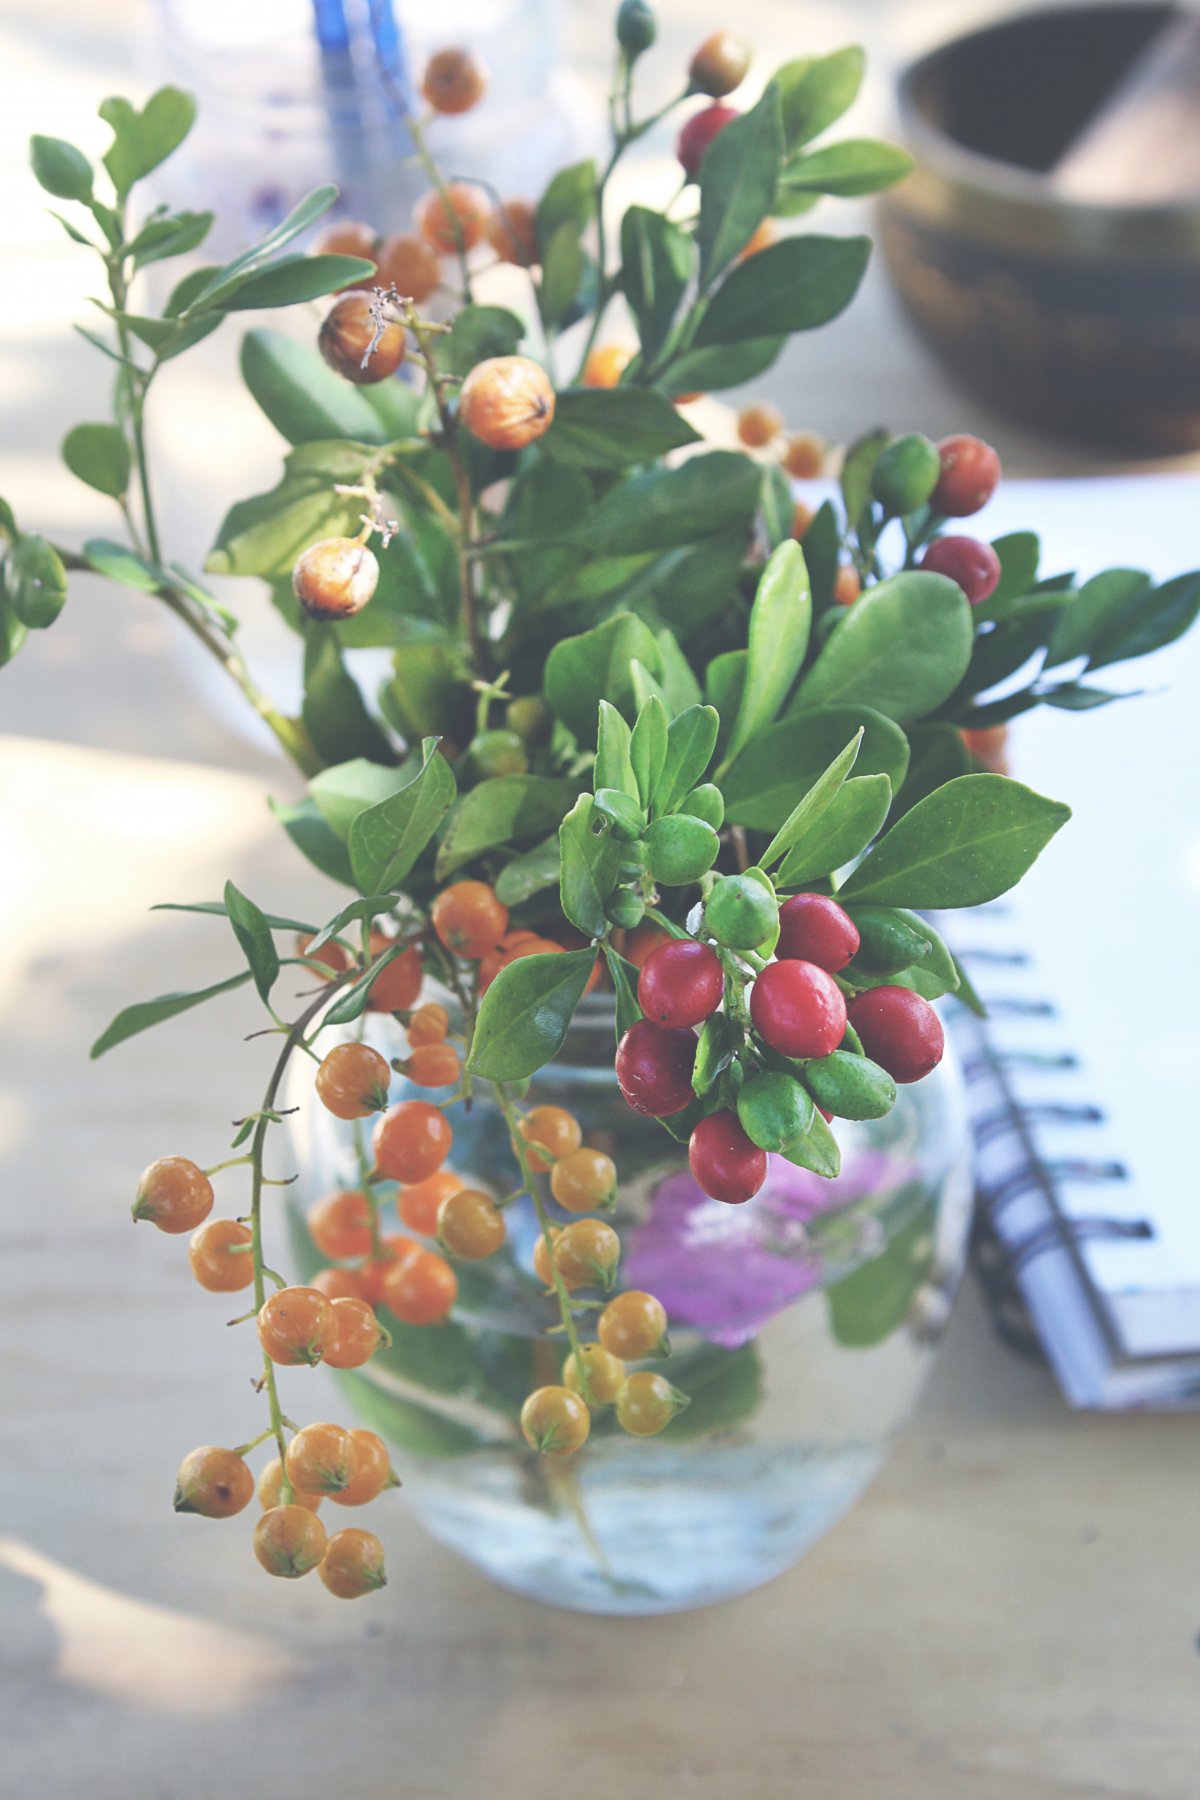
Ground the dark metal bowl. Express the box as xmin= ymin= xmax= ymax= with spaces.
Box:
xmin=878 ymin=4 xmax=1200 ymax=451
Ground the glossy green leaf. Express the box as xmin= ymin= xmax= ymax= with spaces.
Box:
xmin=62 ymin=422 xmax=131 ymax=498
xmin=619 ymin=205 xmax=693 ymax=363
xmin=840 ymin=774 xmax=1071 ymax=907
xmin=322 ymin=943 xmax=411 ymax=1025
xmin=692 ymin=234 xmax=870 ymax=347
xmin=697 ymin=83 xmax=782 ymax=288
xmin=1044 ymin=568 xmax=1150 ymax=669
xmin=543 ymin=386 xmax=700 ymax=469
xmin=603 ymin=945 xmax=643 ymax=1039
xmin=761 ymin=731 xmax=862 ymax=870
xmin=725 ymin=703 xmax=909 ymax=830
xmin=438 ymin=304 xmax=524 ymax=376
xmin=216 ymin=253 xmax=375 ymax=311
xmin=494 ymin=835 xmax=561 ymax=906
xmin=780 ymin=138 xmax=912 ymax=198
xmin=595 ymin=700 xmax=638 ymax=801
xmin=223 ymin=880 xmax=280 ymax=1001
xmin=655 ymin=704 xmax=719 ymax=815
xmin=269 ymin=795 xmax=355 ymax=886
xmin=655 ymin=630 xmax=703 ymax=711
xmin=4 ymin=534 xmax=67 ymax=628
xmin=570 ymin=452 xmax=761 ymax=555
xmin=795 ymin=570 xmax=973 ymax=721
xmin=777 ymin=46 xmax=865 ymax=149
xmin=467 ymin=948 xmax=597 ymax=1080
xmin=544 ymin=613 xmax=662 ymax=741
xmin=240 ymin=328 xmax=420 ymax=447
xmin=378 ymin=639 xmax=470 ymax=743
xmin=309 ymin=756 xmax=411 ymax=840
xmin=721 ymin=541 xmax=811 ymax=768
xmin=781 ymin=1106 xmax=841 ymax=1178
xmin=656 ymin=332 xmax=785 ymax=397
xmin=629 ymin=694 xmax=668 ymax=811
xmin=776 ymin=772 xmax=891 ymax=886
xmin=1040 ymin=682 xmax=1130 ymax=710
xmin=99 ymin=88 xmax=195 ymax=194
xmin=350 ymin=743 xmax=457 ymax=891
xmin=1049 ymin=567 xmax=1200 ymax=672
xmin=539 ymin=220 xmax=587 ymax=328
xmin=185 ymin=186 xmax=338 ymax=312
xmin=128 ymin=208 xmax=214 ymax=269
xmin=975 ymin=531 xmax=1040 ymax=621
xmin=536 ymin=159 xmax=596 ymax=249
xmin=152 ymin=900 xmax=318 ymax=933
xmin=559 ymin=793 xmax=622 ymax=937
xmin=891 ymin=721 xmax=969 ymax=820
xmin=301 ymin=626 xmax=394 ymax=767
xmin=206 ymin=441 xmax=370 ymax=578
xmin=29 ymin=134 xmax=93 ymax=201
xmin=90 ymin=970 xmax=253 ymax=1058
xmin=707 ymin=649 xmax=747 ymax=759
xmin=838 ymin=427 xmax=889 ymax=537
xmin=435 ymin=775 xmax=577 ymax=879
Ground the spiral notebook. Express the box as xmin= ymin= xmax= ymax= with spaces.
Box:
xmin=929 ymin=472 xmax=1200 ymax=1410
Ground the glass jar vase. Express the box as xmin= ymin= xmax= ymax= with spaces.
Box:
xmin=284 ymin=995 xmax=972 ymax=1616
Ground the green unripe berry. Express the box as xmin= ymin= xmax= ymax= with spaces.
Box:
xmin=469 ymin=728 xmax=528 ymax=778
xmin=616 ymin=0 xmax=656 ymax=58
xmin=871 ymin=433 xmax=941 ymax=516
xmin=737 ymin=1069 xmax=815 ymax=1153
xmin=845 ymin=906 xmax=932 ymax=977
xmin=803 ymin=1049 xmax=896 ymax=1121
xmin=684 ymin=783 xmax=724 ymax=830
xmin=643 ymin=814 xmax=719 ymax=885
xmin=705 ymin=873 xmax=777 ymax=951
xmin=606 ymin=889 xmax=646 ymax=930
xmin=593 ymin=787 xmax=645 ymax=842
xmin=506 ymin=695 xmax=553 ymax=747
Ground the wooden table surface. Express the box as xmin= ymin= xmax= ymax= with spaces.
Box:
xmin=2 ymin=2 xmax=1198 ymax=1796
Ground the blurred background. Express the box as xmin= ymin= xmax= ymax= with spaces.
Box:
xmin=2 ymin=3 xmax=1198 ymax=1797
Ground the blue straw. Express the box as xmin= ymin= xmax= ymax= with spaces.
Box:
xmin=311 ymin=0 xmax=350 ymax=53
xmin=367 ymin=0 xmax=406 ymax=81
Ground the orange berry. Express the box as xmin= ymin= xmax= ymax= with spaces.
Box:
xmin=782 ymin=432 xmax=826 ymax=479
xmin=458 ymin=356 xmax=555 ymax=451
xmin=374 ymin=230 xmax=440 ymax=302
xmin=598 ymin=1290 xmax=669 ymax=1360
xmin=308 ymin=1189 xmax=375 ymax=1262
xmin=554 ymin=1218 xmax=620 ymax=1291
xmin=132 ymin=1156 xmax=213 ymax=1234
xmin=563 ymin=1345 xmax=626 ymax=1406
xmin=688 ymin=29 xmax=751 ymax=97
xmin=583 ymin=343 xmax=632 ymax=388
xmin=172 ymin=1446 xmax=254 ymax=1518
xmin=408 ymin=1001 xmax=450 ymax=1047
xmin=672 ymin=390 xmax=705 ymax=406
xmin=188 ymin=1218 xmax=254 ymax=1293
xmin=550 ymin=1146 xmax=618 ymax=1214
xmin=253 ymin=1505 xmax=327 ymax=1579
xmin=361 ymin=1233 xmax=420 ymax=1307
xmin=621 ymin=920 xmax=670 ymax=970
xmin=399 ymin=1168 xmax=464 ymax=1235
xmin=421 ymin=46 xmax=489 ymax=115
xmin=414 ymin=182 xmax=489 ymax=255
xmin=365 ymin=935 xmax=423 ymax=1013
xmin=437 ymin=1188 xmax=505 ymax=1260
xmin=520 ymin=1385 xmax=590 ymax=1457
xmin=381 ymin=1246 xmax=457 ymax=1325
xmin=293 ymin=537 xmax=379 ymax=622
xmin=295 ymin=932 xmax=351 ymax=976
xmin=257 ymin=1458 xmax=322 ymax=1513
xmin=790 ymin=500 xmax=814 ymax=542
xmin=480 ymin=936 xmax=563 ymax=993
xmin=406 ymin=1042 xmax=460 ymax=1088
xmin=487 ymin=198 xmax=538 ymax=266
xmin=319 ymin=1527 xmax=387 ymax=1598
xmin=314 ymin=1042 xmax=391 ymax=1121
xmin=323 ymin=1295 xmax=383 ymax=1369
xmin=518 ymin=1104 xmax=582 ymax=1174
xmin=738 ymin=218 xmax=775 ymax=261
xmin=257 ymin=1286 xmax=336 ymax=1367
xmin=961 ymin=724 xmax=1010 ymax=774
xmin=431 ymin=880 xmax=508 ymax=959
xmin=373 ymin=1100 xmax=453 ymax=1183
xmin=311 ymin=1266 xmax=369 ymax=1304
xmin=616 ymin=1370 xmax=688 ymax=1436
xmin=329 ymin=1429 xmax=395 ymax=1507
xmin=532 ymin=1225 xmax=564 ymax=1289
xmin=318 ymin=291 xmax=405 ymax=384
xmin=834 ymin=564 xmax=862 ymax=606
xmin=285 ymin=1422 xmax=359 ymax=1496
xmin=737 ymin=401 xmax=783 ymax=449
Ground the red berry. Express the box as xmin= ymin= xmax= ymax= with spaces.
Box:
xmin=688 ymin=1110 xmax=767 ymax=1205
xmin=919 ymin=535 xmax=1001 ymax=605
xmin=776 ymin=894 xmax=860 ymax=972
xmin=676 ymin=103 xmax=739 ymax=180
xmin=750 ymin=960 xmax=846 ymax=1060
xmin=931 ymin=435 xmax=1001 ymax=517
xmin=615 ymin=1020 xmax=697 ymax=1117
xmin=847 ymin=986 xmax=944 ymax=1083
xmin=637 ymin=940 xmax=724 ymax=1029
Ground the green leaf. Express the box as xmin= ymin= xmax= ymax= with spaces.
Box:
xmin=603 ymin=945 xmax=643 ymax=1038
xmin=619 ymin=205 xmax=694 ymax=363
xmin=542 ymin=387 xmax=700 ymax=469
xmin=438 ymin=304 xmax=524 ymax=377
xmin=322 ymin=943 xmax=412 ymax=1025
xmin=975 ymin=531 xmax=1040 ymax=621
xmin=62 ymin=423 xmax=131 ymax=498
xmin=378 ymin=638 xmax=469 ymax=742
xmin=90 ymin=970 xmax=253 ymax=1058
xmin=30 ymin=135 xmax=93 ymax=201
xmin=1040 ymin=682 xmax=1131 ymax=710
xmin=128 ymin=208 xmax=214 ymax=269
xmin=629 ymin=694 xmax=668 ymax=812
xmin=776 ymin=772 xmax=891 ymax=886
xmin=83 ymin=537 xmax=163 ymax=593
xmin=467 ymin=948 xmax=597 ymax=1080
xmin=721 ymin=541 xmax=811 ymax=767
xmin=655 ymin=630 xmax=703 ymax=711
xmin=536 ymin=159 xmax=597 ymax=249
xmin=845 ymin=908 xmax=960 ymax=1000
xmin=223 ymin=880 xmax=280 ymax=1001
xmin=1044 ymin=568 xmax=1150 ymax=669
xmin=4 ymin=534 xmax=67 ymax=628
xmin=349 ymin=743 xmax=457 ymax=892
xmin=240 ymin=328 xmax=420 ymax=447
xmin=544 ymin=613 xmax=662 ymax=742
xmin=309 ymin=755 xmax=411 ymax=840
xmin=595 ymin=700 xmax=639 ymax=801
xmin=153 ymin=900 xmax=318 ymax=933
xmin=217 ymin=253 xmax=376 ymax=311
xmin=781 ymin=1106 xmax=841 ymax=1178
xmin=99 ymin=88 xmax=195 ymax=194
xmin=840 ymin=774 xmax=1071 ymax=908
xmin=206 ymin=441 xmax=370 ymax=578
xmin=435 ymin=776 xmax=577 ymax=879
xmin=185 ymin=186 xmax=339 ymax=312
xmin=760 ymin=731 xmax=862 ymax=869
xmin=539 ymin=220 xmax=587 ymax=328
xmin=839 ymin=427 xmax=889 ymax=535
xmin=269 ymin=795 xmax=355 ymax=886
xmin=707 ymin=649 xmax=747 ymax=759
xmin=725 ymin=703 xmax=909 ymax=831
xmin=301 ymin=626 xmax=394 ymax=767
xmin=570 ymin=452 xmax=761 ymax=555
xmin=795 ymin=570 xmax=974 ymax=721
xmin=827 ymin=1200 xmax=935 ymax=1347
xmin=891 ymin=721 xmax=969 ymax=820
xmin=692 ymin=1013 xmax=733 ymax=1097
xmin=0 ymin=588 xmax=26 ymax=666
xmin=692 ymin=234 xmax=870 ymax=347
xmin=658 ymin=333 xmax=786 ymax=399
xmin=658 ymin=1342 xmax=764 ymax=1442
xmin=655 ymin=704 xmax=719 ymax=815
xmin=780 ymin=138 xmax=913 ymax=198
xmin=697 ymin=83 xmax=782 ymax=288
xmin=559 ymin=794 xmax=622 ymax=937
xmin=494 ymin=835 xmax=561 ymax=906
xmin=777 ymin=46 xmax=865 ymax=149
xmin=1053 ymin=568 xmax=1200 ymax=672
